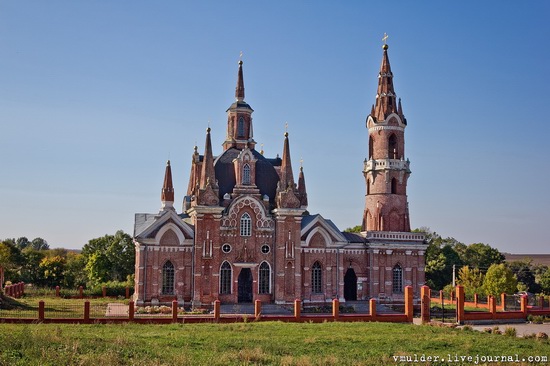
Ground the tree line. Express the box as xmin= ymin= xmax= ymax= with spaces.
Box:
xmin=0 ymin=230 xmax=134 ymax=291
xmin=419 ymin=227 xmax=550 ymax=296
xmin=343 ymin=226 xmax=550 ymax=296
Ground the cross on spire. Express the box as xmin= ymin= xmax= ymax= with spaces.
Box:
xmin=382 ymin=32 xmax=389 ymax=45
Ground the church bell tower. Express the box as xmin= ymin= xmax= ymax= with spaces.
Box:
xmin=362 ymin=41 xmax=411 ymax=232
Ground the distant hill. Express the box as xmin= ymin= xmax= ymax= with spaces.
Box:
xmin=504 ymin=253 xmax=550 ymax=267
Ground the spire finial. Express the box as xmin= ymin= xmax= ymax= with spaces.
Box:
xmin=300 ymin=157 xmax=303 ymax=170
xmin=382 ymin=33 xmax=389 ymax=50
xmin=284 ymin=122 xmax=289 ymax=137
xmin=239 ymin=51 xmax=243 ymax=63
xmin=260 ymin=143 xmax=264 ymax=155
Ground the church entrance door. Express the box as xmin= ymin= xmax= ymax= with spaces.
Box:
xmin=238 ymin=268 xmax=253 ymax=303
xmin=344 ymin=268 xmax=357 ymax=301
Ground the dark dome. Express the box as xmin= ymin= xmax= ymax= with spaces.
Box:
xmin=214 ymin=148 xmax=280 ymax=202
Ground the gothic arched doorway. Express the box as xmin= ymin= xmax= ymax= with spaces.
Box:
xmin=238 ymin=268 xmax=253 ymax=303
xmin=344 ymin=268 xmax=357 ymax=301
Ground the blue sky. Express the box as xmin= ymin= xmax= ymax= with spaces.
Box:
xmin=1 ymin=1 xmax=549 ymax=253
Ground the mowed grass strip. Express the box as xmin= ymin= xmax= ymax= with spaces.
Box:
xmin=0 ymin=321 xmax=548 ymax=365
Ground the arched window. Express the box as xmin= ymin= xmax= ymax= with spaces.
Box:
xmin=391 ymin=178 xmax=397 ymax=194
xmin=367 ymin=179 xmax=370 ymax=195
xmin=162 ymin=261 xmax=175 ymax=295
xmin=369 ymin=136 xmax=374 ymax=159
xmin=392 ymin=264 xmax=403 ymax=293
xmin=243 ymin=164 xmax=251 ymax=185
xmin=240 ymin=213 xmax=251 ymax=236
xmin=220 ymin=261 xmax=232 ymax=294
xmin=238 ymin=117 xmax=245 ymax=137
xmin=388 ymin=134 xmax=398 ymax=159
xmin=311 ymin=261 xmax=322 ymax=294
xmin=258 ymin=262 xmax=270 ymax=294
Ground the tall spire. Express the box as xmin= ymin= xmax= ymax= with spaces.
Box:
xmin=161 ymin=160 xmax=174 ymax=209
xmin=280 ymin=131 xmax=295 ymax=189
xmin=372 ymin=42 xmax=398 ymax=121
xmin=235 ymin=60 xmax=245 ymax=102
xmin=200 ymin=127 xmax=216 ymax=189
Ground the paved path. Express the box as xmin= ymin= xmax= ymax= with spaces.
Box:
xmin=413 ymin=318 xmax=550 ymax=337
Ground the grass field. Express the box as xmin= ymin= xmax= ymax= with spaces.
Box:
xmin=0 ymin=321 xmax=548 ymax=365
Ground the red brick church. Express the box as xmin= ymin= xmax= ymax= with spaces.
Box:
xmin=133 ymin=43 xmax=427 ymax=306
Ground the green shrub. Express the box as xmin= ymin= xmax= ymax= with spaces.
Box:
xmin=504 ymin=327 xmax=517 ymax=337
xmin=531 ymin=316 xmax=544 ymax=324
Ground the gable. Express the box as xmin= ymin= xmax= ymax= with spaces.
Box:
xmin=134 ymin=210 xmax=194 ymax=244
xmin=301 ymin=214 xmax=347 ymax=246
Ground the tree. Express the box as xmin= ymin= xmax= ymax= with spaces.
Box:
xmin=507 ymin=259 xmax=540 ymax=293
xmin=30 ymin=237 xmax=49 ymax=251
xmin=460 ymin=243 xmax=504 ymax=270
xmin=540 ymin=268 xmax=550 ymax=295
xmin=62 ymin=252 xmax=87 ymax=288
xmin=457 ymin=266 xmax=484 ymax=297
xmin=82 ymin=231 xmax=134 ymax=286
xmin=483 ymin=263 xmax=518 ymax=297
xmin=420 ymin=228 xmax=463 ymax=290
xmin=39 ymin=256 xmax=66 ymax=287
xmin=0 ymin=241 xmax=24 ymax=285
xmin=344 ymin=225 xmax=362 ymax=233
xmin=20 ymin=249 xmax=46 ymax=285
xmin=15 ymin=237 xmax=30 ymax=250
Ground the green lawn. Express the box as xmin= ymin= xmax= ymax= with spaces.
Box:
xmin=0 ymin=322 xmax=548 ymax=365
xmin=0 ymin=295 xmax=128 ymax=319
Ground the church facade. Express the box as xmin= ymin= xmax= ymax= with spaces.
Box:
xmin=133 ymin=44 xmax=427 ymax=306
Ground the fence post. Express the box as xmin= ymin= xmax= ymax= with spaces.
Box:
xmin=500 ymin=293 xmax=506 ymax=311
xmin=369 ymin=298 xmax=377 ymax=319
xmin=254 ymin=299 xmax=262 ymax=319
xmin=455 ymin=285 xmax=465 ymax=325
xmin=420 ymin=286 xmax=430 ymax=323
xmin=474 ymin=293 xmax=478 ymax=308
xmin=172 ymin=300 xmax=178 ymax=323
xmin=213 ymin=300 xmax=220 ymax=322
xmin=84 ymin=301 xmax=90 ymax=322
xmin=21 ymin=282 xmax=24 ymax=296
xmin=539 ymin=295 xmax=544 ymax=309
xmin=332 ymin=298 xmax=339 ymax=320
xmin=450 ymin=290 xmax=455 ymax=302
xmin=55 ymin=286 xmax=60 ymax=297
xmin=294 ymin=299 xmax=301 ymax=321
xmin=128 ymin=301 xmax=135 ymax=321
xmin=520 ymin=295 xmax=528 ymax=319
xmin=439 ymin=290 xmax=444 ymax=304
xmin=489 ymin=296 xmax=496 ymax=319
xmin=404 ymin=286 xmax=413 ymax=323
xmin=79 ymin=286 xmax=83 ymax=299
xmin=38 ymin=300 xmax=45 ymax=321
xmin=125 ymin=287 xmax=130 ymax=299
xmin=102 ymin=286 xmax=107 ymax=298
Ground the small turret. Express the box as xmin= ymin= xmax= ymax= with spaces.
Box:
xmin=297 ymin=163 xmax=308 ymax=209
xmin=200 ymin=127 xmax=217 ymax=189
xmin=161 ymin=160 xmax=175 ymax=210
